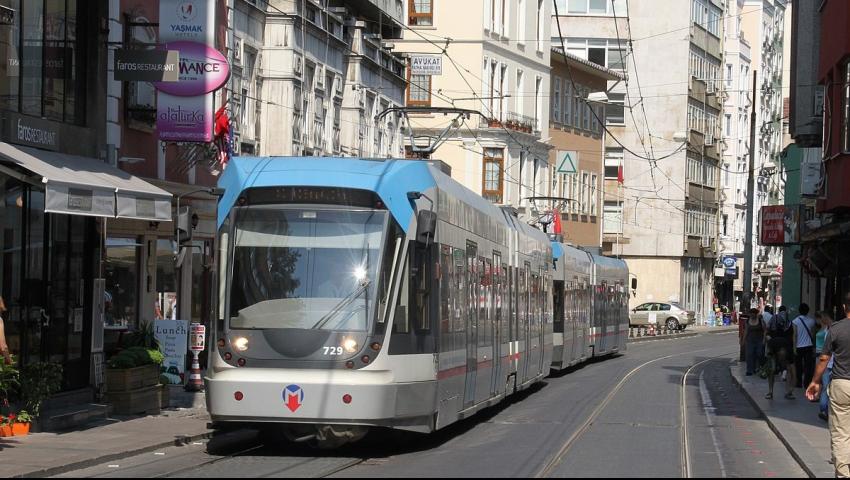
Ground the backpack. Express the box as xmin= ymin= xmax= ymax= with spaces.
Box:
xmin=769 ymin=312 xmax=791 ymax=338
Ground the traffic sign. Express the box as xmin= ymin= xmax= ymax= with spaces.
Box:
xmin=557 ymin=151 xmax=578 ymax=174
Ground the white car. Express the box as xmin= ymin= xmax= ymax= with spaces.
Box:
xmin=629 ymin=302 xmax=695 ymax=330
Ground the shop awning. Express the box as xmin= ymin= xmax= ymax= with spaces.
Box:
xmin=0 ymin=143 xmax=172 ymax=221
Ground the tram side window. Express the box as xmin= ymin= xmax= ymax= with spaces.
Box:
xmin=454 ymin=247 xmax=465 ymax=333
xmin=499 ymin=262 xmax=508 ymax=345
xmin=440 ymin=245 xmax=452 ymax=334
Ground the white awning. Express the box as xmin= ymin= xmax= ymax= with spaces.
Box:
xmin=0 ymin=143 xmax=172 ymax=221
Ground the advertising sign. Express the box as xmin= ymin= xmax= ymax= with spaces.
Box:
xmin=154 ymin=319 xmax=189 ymax=384
xmin=154 ymin=42 xmax=229 ymax=95
xmin=722 ymin=256 xmax=737 ymax=277
xmin=410 ymin=54 xmax=442 ymax=76
xmin=114 ymin=49 xmax=180 ymax=82
xmin=760 ymin=205 xmax=801 ymax=246
xmin=189 ymin=323 xmax=206 ymax=351
xmin=158 ymin=0 xmax=215 ymax=142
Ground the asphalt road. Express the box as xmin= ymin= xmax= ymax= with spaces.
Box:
xmin=56 ymin=331 xmax=807 ymax=478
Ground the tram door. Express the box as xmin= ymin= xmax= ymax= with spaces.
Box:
xmin=539 ymin=269 xmax=547 ymax=375
xmin=490 ymin=254 xmax=502 ymax=397
xmin=599 ymin=282 xmax=608 ymax=354
xmin=522 ymin=263 xmax=533 ymax=383
xmin=463 ymin=242 xmax=478 ymax=409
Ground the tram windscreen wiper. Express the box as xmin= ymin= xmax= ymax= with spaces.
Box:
xmin=310 ymin=280 xmax=371 ymax=330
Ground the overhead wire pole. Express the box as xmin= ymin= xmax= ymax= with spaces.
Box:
xmin=742 ymin=69 xmax=758 ymax=310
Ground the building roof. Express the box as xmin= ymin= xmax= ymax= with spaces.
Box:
xmin=550 ymin=47 xmax=626 ymax=81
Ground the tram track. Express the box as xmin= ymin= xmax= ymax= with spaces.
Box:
xmin=535 ymin=348 xmax=735 ymax=478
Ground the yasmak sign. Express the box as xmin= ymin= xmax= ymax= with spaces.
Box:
xmin=163 ymin=0 xmax=208 ymax=39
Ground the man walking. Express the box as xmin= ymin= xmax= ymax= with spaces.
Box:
xmin=807 ymin=292 xmax=850 ymax=478
xmin=793 ymin=303 xmax=817 ymax=389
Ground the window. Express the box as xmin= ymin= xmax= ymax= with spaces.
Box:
xmin=483 ymin=148 xmax=505 ymax=203
xmin=725 ymin=114 xmax=732 ymax=137
xmin=604 ymin=147 xmax=624 ymax=179
xmin=536 ymin=0 xmax=545 ymax=52
xmin=607 ymin=93 xmax=625 ymax=125
xmin=603 ymin=201 xmax=623 ymax=234
xmin=582 ymin=88 xmax=591 ymax=130
xmin=590 ymin=174 xmax=598 ymax=215
xmin=535 ymin=76 xmax=542 ymax=131
xmin=563 ymin=80 xmax=572 ymax=125
xmin=515 ymin=69 xmax=524 ymax=116
xmin=725 ymin=64 xmax=733 ymax=88
xmin=518 ymin=0 xmax=526 ymax=41
xmin=407 ymin=71 xmax=431 ymax=106
xmin=553 ymin=77 xmax=561 ymax=122
xmin=125 ymin=16 xmax=158 ymax=127
xmin=566 ymin=0 xmax=626 ymax=15
xmin=567 ymin=38 xmax=626 ymax=70
xmin=580 ymin=171 xmax=589 ymax=214
xmin=409 ymin=0 xmax=433 ymax=26
xmin=587 ymin=40 xmax=607 ymax=66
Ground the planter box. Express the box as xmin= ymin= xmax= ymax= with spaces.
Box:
xmin=106 ymin=384 xmax=162 ymax=416
xmin=106 ymin=365 xmax=159 ymax=392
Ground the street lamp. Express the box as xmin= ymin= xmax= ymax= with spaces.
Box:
xmin=174 ymin=187 xmax=225 ymax=258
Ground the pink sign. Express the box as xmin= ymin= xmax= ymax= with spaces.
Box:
xmin=157 ymin=93 xmax=212 ymax=142
xmin=155 ymin=41 xmax=229 ymax=96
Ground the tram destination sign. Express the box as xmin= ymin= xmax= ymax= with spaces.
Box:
xmin=114 ymin=49 xmax=180 ymax=82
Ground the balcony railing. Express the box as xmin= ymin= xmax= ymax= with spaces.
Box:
xmin=481 ymin=111 xmax=537 ymax=133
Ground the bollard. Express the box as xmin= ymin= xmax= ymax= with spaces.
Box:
xmin=186 ymin=350 xmax=204 ymax=392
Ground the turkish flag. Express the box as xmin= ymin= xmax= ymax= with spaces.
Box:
xmin=617 ymin=164 xmax=624 ymax=184
xmin=553 ymin=209 xmax=562 ymax=234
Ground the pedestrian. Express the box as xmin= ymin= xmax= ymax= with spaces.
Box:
xmin=793 ymin=303 xmax=817 ymax=389
xmin=0 ymin=296 xmax=11 ymax=365
xmin=766 ymin=305 xmax=796 ymax=400
xmin=743 ymin=308 xmax=766 ymax=376
xmin=806 ymin=291 xmax=850 ymax=478
xmin=815 ymin=311 xmax=834 ymax=422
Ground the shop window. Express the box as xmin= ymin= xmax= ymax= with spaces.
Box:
xmin=408 ymin=0 xmax=433 ymax=26
xmin=125 ymin=15 xmax=158 ymax=127
xmin=104 ymin=238 xmax=141 ymax=329
xmin=156 ymin=239 xmax=178 ymax=320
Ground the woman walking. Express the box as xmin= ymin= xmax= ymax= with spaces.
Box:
xmin=743 ymin=308 xmax=766 ymax=376
xmin=816 ymin=311 xmax=834 ymax=421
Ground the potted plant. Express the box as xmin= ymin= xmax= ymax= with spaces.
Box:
xmin=0 ymin=356 xmax=19 ymax=409
xmin=12 ymin=410 xmax=31 ymax=436
xmin=19 ymin=362 xmax=62 ymax=423
xmin=106 ymin=346 xmax=165 ymax=415
xmin=0 ymin=414 xmax=13 ymax=437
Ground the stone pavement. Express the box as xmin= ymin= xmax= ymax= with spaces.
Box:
xmin=730 ymin=364 xmax=834 ymax=478
xmin=1 ymin=389 xmax=212 ymax=478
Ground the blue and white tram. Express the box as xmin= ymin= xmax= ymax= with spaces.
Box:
xmin=206 ymin=156 xmax=553 ymax=446
xmin=549 ymin=244 xmax=629 ymax=370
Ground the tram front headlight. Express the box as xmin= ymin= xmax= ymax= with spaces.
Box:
xmin=233 ymin=337 xmax=249 ymax=352
xmin=342 ymin=337 xmax=358 ymax=353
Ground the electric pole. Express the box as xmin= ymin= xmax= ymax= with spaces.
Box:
xmin=742 ymin=70 xmax=758 ymax=310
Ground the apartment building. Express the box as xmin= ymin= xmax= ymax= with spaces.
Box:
xmin=717 ymin=0 xmax=752 ymax=307
xmin=229 ymin=0 xmax=408 ymax=158
xmin=549 ymin=49 xmax=624 ymax=248
xmin=556 ymin=0 xmax=726 ymax=320
xmin=399 ymin=0 xmax=552 ymax=218
xmin=740 ymin=0 xmax=787 ymax=304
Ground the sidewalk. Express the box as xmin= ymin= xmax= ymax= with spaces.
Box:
xmin=730 ymin=364 xmax=834 ymax=478
xmin=1 ymin=390 xmax=212 ymax=478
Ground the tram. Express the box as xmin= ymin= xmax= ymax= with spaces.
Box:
xmin=206 ymin=156 xmax=628 ymax=446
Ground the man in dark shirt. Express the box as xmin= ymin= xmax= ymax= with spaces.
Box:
xmin=807 ymin=291 xmax=850 ymax=478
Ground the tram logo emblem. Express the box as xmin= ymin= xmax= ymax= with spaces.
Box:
xmin=283 ymin=384 xmax=304 ymax=412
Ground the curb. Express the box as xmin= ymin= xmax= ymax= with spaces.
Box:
xmin=728 ymin=367 xmax=820 ymax=479
xmin=17 ymin=429 xmax=215 ymax=478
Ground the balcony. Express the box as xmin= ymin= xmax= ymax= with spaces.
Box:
xmin=482 ymin=111 xmax=537 ymax=134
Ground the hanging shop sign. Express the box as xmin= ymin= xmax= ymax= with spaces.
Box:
xmin=759 ymin=205 xmax=802 ymax=246
xmin=157 ymin=0 xmax=215 ymax=143
xmin=409 ymin=54 xmax=443 ymax=76
xmin=154 ymin=42 xmax=229 ymax=95
xmin=114 ymin=49 xmax=180 ymax=82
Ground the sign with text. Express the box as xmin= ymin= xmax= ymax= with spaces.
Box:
xmin=114 ymin=49 xmax=179 ymax=82
xmin=409 ymin=54 xmax=443 ymax=76
xmin=158 ymin=0 xmax=215 ymax=142
xmin=154 ymin=42 xmax=229 ymax=95
xmin=189 ymin=323 xmax=206 ymax=351
xmin=154 ymin=319 xmax=188 ymax=385
xmin=7 ymin=113 xmax=60 ymax=150
xmin=759 ymin=205 xmax=801 ymax=246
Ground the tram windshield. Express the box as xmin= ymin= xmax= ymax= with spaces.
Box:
xmin=228 ymin=207 xmax=388 ymax=332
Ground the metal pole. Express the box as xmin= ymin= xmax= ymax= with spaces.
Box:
xmin=742 ymin=70 xmax=758 ymax=310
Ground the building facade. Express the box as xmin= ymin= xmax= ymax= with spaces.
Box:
xmin=549 ymin=49 xmax=623 ymax=248
xmin=399 ymin=0 xmax=552 ymax=218
xmin=229 ymin=0 xmax=407 ymax=158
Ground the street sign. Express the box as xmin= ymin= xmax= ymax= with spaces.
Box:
xmin=189 ymin=323 xmax=206 ymax=351
xmin=557 ymin=150 xmax=578 ymax=174
xmin=410 ymin=54 xmax=442 ymax=75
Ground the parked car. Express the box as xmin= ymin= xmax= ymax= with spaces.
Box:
xmin=629 ymin=302 xmax=695 ymax=330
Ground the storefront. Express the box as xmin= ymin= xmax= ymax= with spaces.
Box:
xmin=0 ymin=142 xmax=171 ymax=390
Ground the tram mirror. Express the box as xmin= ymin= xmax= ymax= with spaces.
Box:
xmin=631 ymin=278 xmax=638 ymax=290
xmin=416 ymin=210 xmax=437 ymax=245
